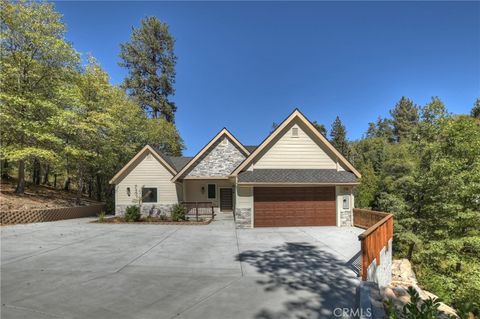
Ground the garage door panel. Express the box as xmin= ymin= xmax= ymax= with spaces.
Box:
xmin=254 ymin=187 xmax=336 ymax=227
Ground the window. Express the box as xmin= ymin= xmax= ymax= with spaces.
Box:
xmin=342 ymin=195 xmax=350 ymax=210
xmin=292 ymin=127 xmax=299 ymax=137
xmin=142 ymin=187 xmax=158 ymax=203
xmin=207 ymin=184 xmax=216 ymax=199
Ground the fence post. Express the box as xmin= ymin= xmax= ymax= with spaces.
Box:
xmin=195 ymin=202 xmax=199 ymax=221
xmin=211 ymin=204 xmax=214 ymax=220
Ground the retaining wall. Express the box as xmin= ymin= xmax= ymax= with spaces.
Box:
xmin=1 ymin=204 xmax=105 ymax=225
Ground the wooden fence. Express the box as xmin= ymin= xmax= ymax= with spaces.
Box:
xmin=354 ymin=208 xmax=394 ymax=280
xmin=182 ymin=202 xmax=215 ymax=221
xmin=1 ymin=204 xmax=105 ymax=225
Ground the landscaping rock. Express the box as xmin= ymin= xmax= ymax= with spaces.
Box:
xmin=381 ymin=259 xmax=460 ymax=319
xmin=393 ymin=286 xmax=408 ymax=297
xmin=391 ymin=259 xmax=417 ymax=285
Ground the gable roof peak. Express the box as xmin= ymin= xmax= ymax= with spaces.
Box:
xmin=231 ymin=108 xmax=362 ymax=178
xmin=171 ymin=127 xmax=250 ymax=182
xmin=109 ymin=144 xmax=177 ymax=184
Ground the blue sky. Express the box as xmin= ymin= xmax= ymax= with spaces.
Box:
xmin=55 ymin=1 xmax=479 ymax=156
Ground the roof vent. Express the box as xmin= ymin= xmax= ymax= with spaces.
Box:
xmin=292 ymin=127 xmax=299 ymax=137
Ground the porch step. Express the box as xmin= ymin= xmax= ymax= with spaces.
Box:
xmin=215 ymin=212 xmax=235 ymax=221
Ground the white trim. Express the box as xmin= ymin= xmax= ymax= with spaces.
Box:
xmin=251 ymin=188 xmax=255 ymax=229
xmin=335 ymin=186 xmax=340 ymax=227
xmin=109 ymin=145 xmax=176 ymax=184
xmin=231 ymin=109 xmax=361 ymax=178
xmin=172 ymin=129 xmax=250 ymax=182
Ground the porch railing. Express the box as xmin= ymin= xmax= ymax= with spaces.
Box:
xmin=354 ymin=208 xmax=394 ymax=281
xmin=182 ymin=202 xmax=215 ymax=221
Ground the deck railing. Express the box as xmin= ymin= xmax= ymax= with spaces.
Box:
xmin=182 ymin=202 xmax=215 ymax=221
xmin=354 ymin=208 xmax=394 ymax=281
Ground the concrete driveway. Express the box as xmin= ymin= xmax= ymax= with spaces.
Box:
xmin=1 ymin=218 xmax=363 ymax=319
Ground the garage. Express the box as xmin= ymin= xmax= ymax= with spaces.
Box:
xmin=253 ymin=187 xmax=336 ymax=227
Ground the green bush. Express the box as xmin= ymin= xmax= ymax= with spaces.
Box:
xmin=385 ymin=287 xmax=475 ymax=319
xmin=124 ymin=205 xmax=141 ymax=222
xmin=170 ymin=203 xmax=186 ymax=221
xmin=97 ymin=211 xmax=106 ymax=223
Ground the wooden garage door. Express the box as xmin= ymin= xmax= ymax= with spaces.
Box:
xmin=254 ymin=187 xmax=336 ymax=227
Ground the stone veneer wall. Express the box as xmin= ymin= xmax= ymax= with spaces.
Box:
xmin=115 ymin=204 xmax=175 ymax=217
xmin=187 ymin=136 xmax=246 ymax=177
xmin=235 ymin=208 xmax=252 ymax=228
xmin=366 ymin=238 xmax=393 ymax=287
xmin=340 ymin=210 xmax=353 ymax=227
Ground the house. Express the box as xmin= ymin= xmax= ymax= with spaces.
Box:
xmin=109 ymin=109 xmax=361 ymax=228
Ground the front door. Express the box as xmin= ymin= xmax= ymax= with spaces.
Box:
xmin=220 ymin=188 xmax=233 ymax=212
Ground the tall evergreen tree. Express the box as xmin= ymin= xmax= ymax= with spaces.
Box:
xmin=119 ymin=17 xmax=177 ymax=121
xmin=329 ymin=116 xmax=349 ymax=158
xmin=390 ymin=97 xmax=419 ymax=142
xmin=312 ymin=120 xmax=327 ymax=136
xmin=366 ymin=117 xmax=394 ymax=142
xmin=471 ymin=98 xmax=480 ymax=119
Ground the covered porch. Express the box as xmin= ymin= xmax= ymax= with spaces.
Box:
xmin=180 ymin=178 xmax=236 ymax=219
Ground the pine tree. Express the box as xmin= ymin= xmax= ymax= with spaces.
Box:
xmin=312 ymin=121 xmax=327 ymax=136
xmin=365 ymin=117 xmax=394 ymax=142
xmin=119 ymin=17 xmax=177 ymax=122
xmin=390 ymin=97 xmax=419 ymax=142
xmin=471 ymin=98 xmax=480 ymax=119
xmin=329 ymin=116 xmax=350 ymax=158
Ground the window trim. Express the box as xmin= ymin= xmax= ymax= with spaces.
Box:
xmin=292 ymin=127 xmax=299 ymax=138
xmin=207 ymin=183 xmax=217 ymax=199
xmin=142 ymin=186 xmax=159 ymax=203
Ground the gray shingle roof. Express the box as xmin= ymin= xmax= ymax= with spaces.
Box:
xmin=238 ymin=169 xmax=358 ymax=184
xmin=168 ymin=156 xmax=193 ymax=171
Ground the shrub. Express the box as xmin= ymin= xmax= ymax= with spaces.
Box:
xmin=97 ymin=211 xmax=106 ymax=223
xmin=124 ymin=205 xmax=141 ymax=222
xmin=385 ymin=286 xmax=476 ymax=319
xmin=170 ymin=203 xmax=186 ymax=221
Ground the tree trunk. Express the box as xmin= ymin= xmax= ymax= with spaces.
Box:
xmin=1 ymin=159 xmax=9 ymax=179
xmin=407 ymin=243 xmax=415 ymax=260
xmin=88 ymin=179 xmax=93 ymax=198
xmin=76 ymin=174 xmax=83 ymax=205
xmin=33 ymin=158 xmax=41 ymax=185
xmin=42 ymin=164 xmax=50 ymax=185
xmin=15 ymin=160 xmax=25 ymax=194
xmin=54 ymin=174 xmax=57 ymax=188
xmin=64 ymin=177 xmax=70 ymax=191
xmin=96 ymin=174 xmax=102 ymax=202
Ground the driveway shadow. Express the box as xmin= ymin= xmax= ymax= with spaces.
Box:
xmin=237 ymin=242 xmax=359 ymax=319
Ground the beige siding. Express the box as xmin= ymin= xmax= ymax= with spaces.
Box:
xmin=183 ymin=179 xmax=234 ymax=208
xmin=236 ymin=186 xmax=253 ymax=209
xmin=116 ymin=152 xmax=179 ymax=205
xmin=254 ymin=122 xmax=344 ymax=169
